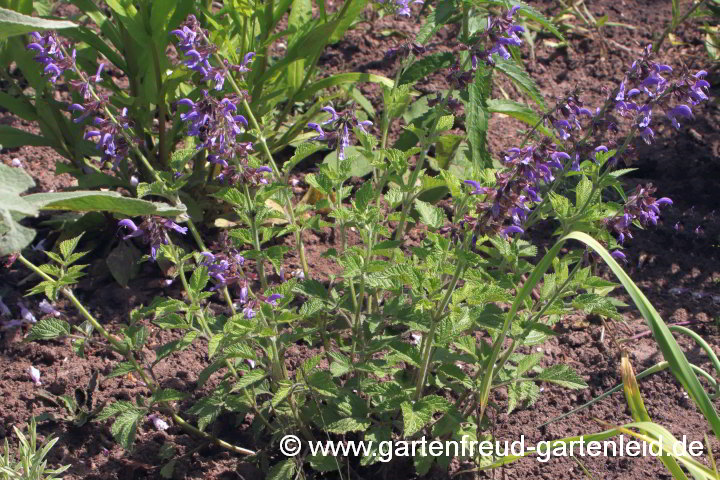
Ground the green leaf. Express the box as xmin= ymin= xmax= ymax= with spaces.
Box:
xmin=24 ymin=191 xmax=186 ymax=216
xmin=0 ymin=7 xmax=76 ymax=39
xmin=401 ymin=395 xmax=450 ymax=437
xmin=233 ymin=369 xmax=267 ymax=390
xmin=466 ymin=67 xmax=493 ymax=168
xmin=151 ymin=389 xmax=188 ymax=404
xmin=486 ymin=99 xmax=555 ymax=139
xmin=399 ymin=52 xmax=454 ymax=85
xmin=515 ymin=353 xmax=543 ymax=376
xmin=267 ymin=459 xmax=297 ymax=480
xmin=0 ymin=162 xmax=35 ymax=194
xmin=0 ymin=125 xmax=56 ymax=148
xmin=111 ymin=410 xmax=143 ymax=450
xmin=283 ymin=143 xmax=324 ymax=174
xmin=294 ymin=72 xmax=393 ymax=102
xmin=575 ymin=176 xmax=593 ymax=209
xmin=495 ymin=58 xmax=545 ymax=108
xmin=187 ymin=395 xmax=223 ymax=431
xmin=106 ymin=241 xmax=141 ymax=287
xmin=326 ymin=417 xmax=372 ymax=433
xmin=354 ymin=181 xmax=374 ymax=212
xmin=26 ymin=318 xmax=71 ymax=341
xmin=0 ymin=208 xmax=36 ymax=255
xmin=536 ymin=364 xmax=587 ymax=390
xmin=322 ymin=146 xmax=372 ymax=177
xmin=58 ymin=234 xmax=83 ymax=260
xmin=106 ymin=362 xmax=136 ymax=378
xmin=189 ymin=265 xmax=209 ymax=293
xmin=413 ymin=199 xmax=445 ymax=229
xmin=507 ymin=381 xmax=540 ymax=414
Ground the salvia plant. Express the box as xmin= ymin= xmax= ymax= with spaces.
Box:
xmin=1 ymin=0 xmax=718 ymax=478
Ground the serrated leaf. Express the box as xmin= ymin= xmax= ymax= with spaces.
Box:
xmin=189 ymin=265 xmax=209 ymax=292
xmin=106 ymin=362 xmax=137 ymax=378
xmin=354 ymin=181 xmax=374 ymax=212
xmin=151 ymin=389 xmax=188 ymax=404
xmin=507 ymin=381 xmax=540 ymax=414
xmin=413 ymin=199 xmax=445 ymax=229
xmin=111 ymin=410 xmax=143 ymax=449
xmin=326 ymin=417 xmax=372 ymax=433
xmin=283 ymin=143 xmax=324 ymax=173
xmin=575 ymin=176 xmax=593 ymax=210
xmin=536 ymin=364 xmax=587 ymax=389
xmin=515 ymin=352 xmax=543 ymax=376
xmin=267 ymin=459 xmax=297 ymax=480
xmin=466 ymin=68 xmax=493 ymax=168
xmin=401 ymin=395 xmax=450 ymax=437
xmin=399 ymin=52 xmax=454 ymax=85
xmin=495 ymin=58 xmax=545 ymax=107
xmin=233 ymin=369 xmax=267 ymax=390
xmin=26 ymin=318 xmax=71 ymax=341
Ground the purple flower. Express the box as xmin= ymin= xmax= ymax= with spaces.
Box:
xmin=307 ymin=105 xmax=371 ymax=161
xmin=464 ymin=180 xmax=488 ymax=195
xmin=27 ymin=32 xmax=76 ymax=83
xmin=118 ymin=217 xmax=187 ymax=260
xmin=177 ymin=92 xmax=252 ymax=170
xmin=636 ymin=105 xmax=652 ymax=128
xmin=18 ymin=301 xmax=36 ymax=324
xmin=610 ymin=250 xmax=627 ymax=262
xmin=265 ymin=294 xmax=284 ymax=306
xmin=148 ymin=414 xmax=170 ymax=431
xmin=501 ymin=225 xmax=524 ymax=238
xmin=29 ymin=366 xmax=42 ymax=386
xmin=39 ymin=300 xmax=61 ymax=317
xmin=553 ymin=120 xmax=572 ymax=140
xmin=666 ymin=105 xmax=693 ymax=130
xmin=640 ymin=127 xmax=655 ymax=144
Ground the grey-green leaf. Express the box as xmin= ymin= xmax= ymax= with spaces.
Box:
xmin=0 ymin=7 xmax=76 ymax=39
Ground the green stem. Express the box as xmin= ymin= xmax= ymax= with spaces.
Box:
xmin=394 ymin=94 xmax=451 ymax=240
xmin=18 ymin=254 xmax=256 ymax=455
xmin=414 ymin=257 xmax=466 ymax=401
xmin=150 ymin=41 xmax=169 ymax=168
xmin=243 ymin=183 xmax=269 ymax=289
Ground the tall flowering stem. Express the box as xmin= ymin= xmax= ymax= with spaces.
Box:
xmin=203 ymin=40 xmax=311 ymax=280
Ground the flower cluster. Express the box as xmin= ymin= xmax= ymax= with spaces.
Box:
xmin=461 ymin=141 xmax=567 ymax=239
xmin=171 ymin=15 xmax=255 ymax=91
xmin=176 ymin=92 xmax=271 ymax=185
xmin=199 ymin=250 xmax=246 ymax=292
xmin=26 ymin=32 xmax=75 ymax=83
xmin=307 ymin=105 xmax=372 ymax=161
xmin=177 ymin=92 xmax=251 ymax=166
xmin=604 ymin=184 xmax=672 ymax=245
xmin=448 ymin=7 xmax=524 ymax=88
xmin=27 ymin=33 xmax=135 ymax=168
xmin=117 ymin=217 xmax=188 ymax=259
xmin=241 ymin=294 xmax=284 ymax=320
xmin=613 ymin=45 xmax=709 ymax=144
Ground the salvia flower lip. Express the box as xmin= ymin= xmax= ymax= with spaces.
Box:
xmin=117 ymin=217 xmax=188 ymax=259
xmin=307 ymin=105 xmax=372 ymax=161
xmin=27 ymin=31 xmax=75 ymax=83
